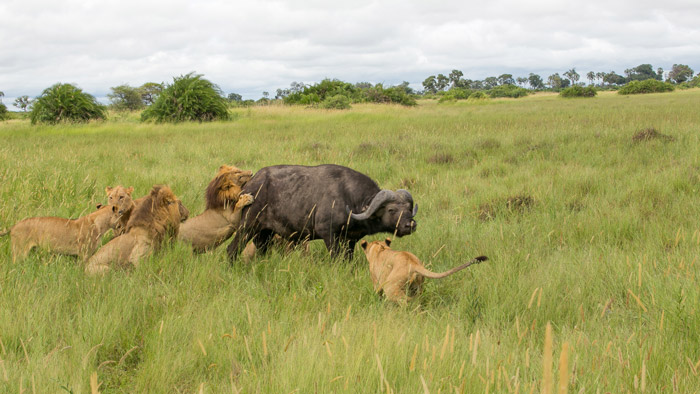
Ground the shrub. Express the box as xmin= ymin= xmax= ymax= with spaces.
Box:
xmin=618 ymin=79 xmax=674 ymax=95
xmin=437 ymin=94 xmax=457 ymax=104
xmin=488 ymin=84 xmax=529 ymax=98
xmin=141 ymin=73 xmax=229 ymax=123
xmin=321 ymin=94 xmax=351 ymax=109
xmin=559 ymin=86 xmax=597 ymax=98
xmin=0 ymin=102 xmax=8 ymax=120
xmin=469 ymin=91 xmax=488 ymax=100
xmin=30 ymin=83 xmax=106 ymax=124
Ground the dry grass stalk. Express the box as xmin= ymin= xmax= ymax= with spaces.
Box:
xmin=90 ymin=371 xmax=100 ymax=394
xmin=557 ymin=342 xmax=570 ymax=394
xmin=471 ymin=330 xmax=480 ymax=365
xmin=440 ymin=325 xmax=450 ymax=359
xmin=627 ymin=289 xmax=648 ymax=312
xmin=542 ymin=323 xmax=553 ymax=394
xmin=409 ymin=344 xmax=418 ymax=372
xmin=262 ymin=332 xmax=268 ymax=357
xmin=197 ymin=339 xmax=207 ymax=356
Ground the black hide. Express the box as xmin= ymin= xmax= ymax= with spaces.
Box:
xmin=226 ymin=164 xmax=417 ymax=260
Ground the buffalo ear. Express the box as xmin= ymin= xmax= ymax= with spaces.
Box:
xmin=126 ymin=186 xmax=134 ymax=195
xmin=384 ymin=238 xmax=392 ymax=247
xmin=360 ymin=240 xmax=368 ymax=249
xmin=105 ymin=186 xmax=113 ymax=195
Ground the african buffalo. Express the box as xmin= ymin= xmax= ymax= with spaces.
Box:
xmin=226 ymin=164 xmax=417 ymax=261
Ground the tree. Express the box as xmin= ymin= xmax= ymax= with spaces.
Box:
xmin=657 ymin=67 xmax=664 ymax=80
xmin=668 ymin=64 xmax=695 ymax=83
xmin=141 ymin=73 xmax=229 ymax=123
xmin=483 ymin=77 xmax=498 ymax=89
xmin=422 ymin=76 xmax=437 ymax=94
xmin=563 ymin=68 xmax=580 ymax=86
xmin=547 ymin=73 xmax=566 ymax=90
xmin=227 ymin=93 xmax=242 ymax=102
xmin=436 ymin=74 xmax=449 ymax=91
xmin=625 ymin=64 xmax=659 ymax=81
xmin=586 ymin=71 xmax=596 ymax=86
xmin=603 ymin=71 xmax=625 ymax=86
xmin=596 ymin=72 xmax=605 ymax=86
xmin=497 ymin=74 xmax=514 ymax=86
xmin=516 ymin=77 xmax=528 ymax=88
xmin=139 ymin=82 xmax=163 ymax=105
xmin=528 ymin=73 xmax=545 ymax=90
xmin=0 ymin=92 xmax=7 ymax=120
xmin=448 ymin=69 xmax=463 ymax=88
xmin=30 ymin=83 xmax=106 ymax=124
xmin=13 ymin=95 xmax=32 ymax=111
xmin=108 ymin=84 xmax=144 ymax=111
xmin=275 ymin=88 xmax=290 ymax=99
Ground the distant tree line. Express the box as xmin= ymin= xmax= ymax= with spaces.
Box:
xmin=1 ymin=63 xmax=697 ymax=124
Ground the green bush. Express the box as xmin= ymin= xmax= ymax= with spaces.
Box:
xmin=321 ymin=94 xmax=351 ymax=109
xmin=141 ymin=73 xmax=229 ymax=123
xmin=618 ymin=79 xmax=674 ymax=95
xmin=488 ymin=84 xmax=529 ymax=98
xmin=437 ymin=94 xmax=457 ymax=104
xmin=560 ymin=86 xmax=597 ymax=98
xmin=469 ymin=91 xmax=488 ymax=100
xmin=0 ymin=102 xmax=8 ymax=120
xmin=29 ymin=83 xmax=106 ymax=124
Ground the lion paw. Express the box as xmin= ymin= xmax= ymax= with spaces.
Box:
xmin=237 ymin=193 xmax=254 ymax=207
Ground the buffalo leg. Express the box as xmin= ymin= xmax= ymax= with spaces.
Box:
xmin=226 ymin=229 xmax=250 ymax=263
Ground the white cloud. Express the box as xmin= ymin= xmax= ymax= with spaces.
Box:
xmin=0 ymin=0 xmax=698 ymax=100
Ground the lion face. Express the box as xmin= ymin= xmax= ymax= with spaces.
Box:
xmin=206 ymin=165 xmax=254 ymax=210
xmin=106 ymin=185 xmax=135 ymax=216
xmin=158 ymin=188 xmax=189 ymax=228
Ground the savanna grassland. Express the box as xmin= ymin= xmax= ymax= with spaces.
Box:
xmin=1 ymin=90 xmax=700 ymax=393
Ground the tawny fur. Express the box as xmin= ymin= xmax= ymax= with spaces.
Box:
xmin=106 ymin=185 xmax=148 ymax=236
xmin=360 ymin=238 xmax=487 ymax=304
xmin=85 ymin=185 xmax=189 ymax=275
xmin=178 ymin=165 xmax=254 ymax=252
xmin=1 ymin=204 xmax=120 ymax=262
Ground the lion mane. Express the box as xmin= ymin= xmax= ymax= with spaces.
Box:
xmin=179 ymin=165 xmax=254 ymax=253
xmin=85 ymin=185 xmax=189 ymax=274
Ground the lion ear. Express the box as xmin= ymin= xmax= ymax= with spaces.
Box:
xmin=384 ymin=238 xmax=392 ymax=247
xmin=360 ymin=240 xmax=368 ymax=249
xmin=96 ymin=203 xmax=103 ymax=209
xmin=126 ymin=186 xmax=134 ymax=195
xmin=105 ymin=186 xmax=113 ymax=195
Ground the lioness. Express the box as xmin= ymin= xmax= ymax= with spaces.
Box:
xmin=85 ymin=185 xmax=189 ymax=275
xmin=106 ymin=185 xmax=147 ymax=236
xmin=178 ymin=165 xmax=254 ymax=252
xmin=0 ymin=203 xmax=120 ymax=262
xmin=359 ymin=238 xmax=487 ymax=304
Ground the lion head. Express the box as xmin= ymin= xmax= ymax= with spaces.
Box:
xmin=126 ymin=185 xmax=189 ymax=240
xmin=205 ymin=164 xmax=253 ymax=210
xmin=106 ymin=185 xmax=135 ymax=217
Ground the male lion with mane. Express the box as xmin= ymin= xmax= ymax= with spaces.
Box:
xmin=1 ymin=203 xmax=120 ymax=262
xmin=178 ymin=165 xmax=254 ymax=252
xmin=85 ymin=185 xmax=189 ymax=275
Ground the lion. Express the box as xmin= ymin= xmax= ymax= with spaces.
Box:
xmin=85 ymin=185 xmax=189 ymax=275
xmin=106 ymin=185 xmax=136 ymax=235
xmin=0 ymin=203 xmax=120 ymax=262
xmin=359 ymin=238 xmax=488 ymax=304
xmin=178 ymin=165 xmax=254 ymax=252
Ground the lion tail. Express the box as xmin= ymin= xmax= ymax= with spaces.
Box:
xmin=415 ymin=255 xmax=488 ymax=279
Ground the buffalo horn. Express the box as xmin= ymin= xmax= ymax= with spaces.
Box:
xmin=349 ymin=189 xmax=396 ymax=221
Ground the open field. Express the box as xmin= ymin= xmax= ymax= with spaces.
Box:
xmin=1 ymin=90 xmax=700 ymax=392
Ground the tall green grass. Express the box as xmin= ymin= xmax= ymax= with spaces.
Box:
xmin=1 ymin=90 xmax=700 ymax=392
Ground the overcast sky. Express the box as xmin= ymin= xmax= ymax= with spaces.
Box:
xmin=1 ymin=0 xmax=699 ymax=102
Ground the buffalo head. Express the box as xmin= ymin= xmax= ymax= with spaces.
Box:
xmin=348 ymin=189 xmax=418 ymax=236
